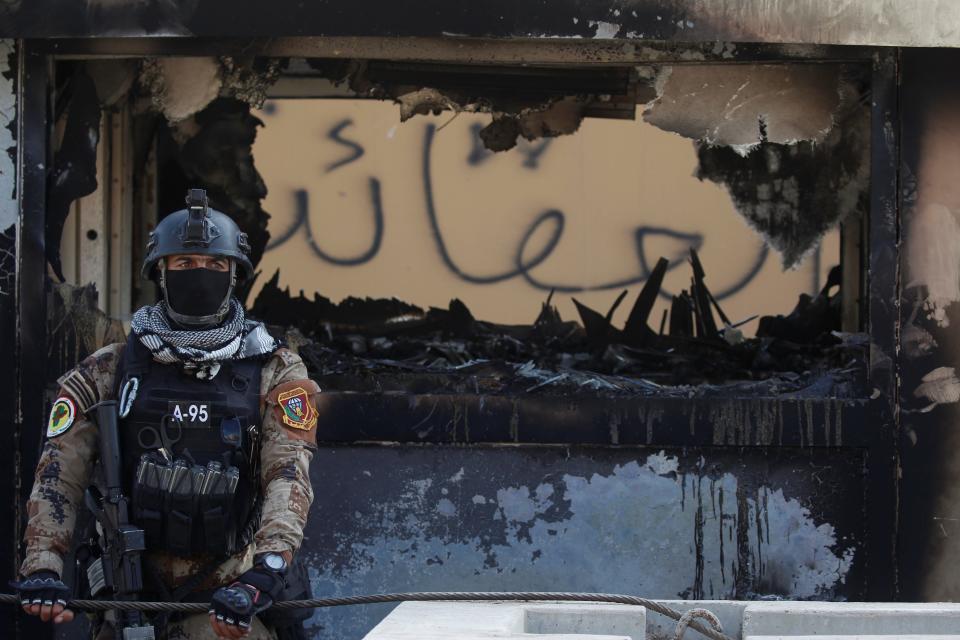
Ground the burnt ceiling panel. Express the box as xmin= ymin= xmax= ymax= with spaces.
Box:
xmin=4 ymin=0 xmax=960 ymax=47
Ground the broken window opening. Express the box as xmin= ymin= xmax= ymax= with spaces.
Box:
xmin=50 ymin=55 xmax=870 ymax=397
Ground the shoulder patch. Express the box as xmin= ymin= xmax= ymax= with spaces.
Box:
xmin=47 ymin=396 xmax=77 ymax=438
xmin=278 ymin=386 xmax=318 ymax=431
xmin=268 ymin=379 xmax=321 ymax=431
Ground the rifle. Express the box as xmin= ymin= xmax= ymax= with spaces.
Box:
xmin=84 ymin=400 xmax=155 ymax=640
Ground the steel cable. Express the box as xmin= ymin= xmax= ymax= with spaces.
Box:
xmin=0 ymin=591 xmax=733 ymax=640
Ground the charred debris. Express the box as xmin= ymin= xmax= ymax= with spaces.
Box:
xmin=252 ymin=250 xmax=866 ymax=399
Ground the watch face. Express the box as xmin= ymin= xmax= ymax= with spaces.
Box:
xmin=264 ymin=553 xmax=286 ymax=571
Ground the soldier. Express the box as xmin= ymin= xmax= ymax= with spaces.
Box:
xmin=11 ymin=190 xmax=319 ymax=639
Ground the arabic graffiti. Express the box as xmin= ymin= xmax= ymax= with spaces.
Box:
xmin=265 ymin=118 xmax=779 ymax=302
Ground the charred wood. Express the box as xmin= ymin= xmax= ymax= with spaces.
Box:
xmin=623 ymin=256 xmax=667 ymax=346
xmin=254 ymin=255 xmax=863 ymax=395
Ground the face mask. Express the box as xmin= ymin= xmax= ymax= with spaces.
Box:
xmin=164 ymin=268 xmax=232 ymax=319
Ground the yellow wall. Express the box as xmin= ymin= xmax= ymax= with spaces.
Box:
xmin=251 ymin=100 xmax=838 ymax=334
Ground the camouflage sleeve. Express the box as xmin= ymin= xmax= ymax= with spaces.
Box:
xmin=255 ymin=348 xmax=319 ymax=556
xmin=20 ymin=344 xmax=124 ymax=577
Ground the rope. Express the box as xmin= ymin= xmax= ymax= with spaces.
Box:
xmin=0 ymin=591 xmax=732 ymax=640
xmin=673 ymin=607 xmax=724 ymax=640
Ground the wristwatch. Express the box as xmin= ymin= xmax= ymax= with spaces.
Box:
xmin=255 ymin=552 xmax=288 ymax=574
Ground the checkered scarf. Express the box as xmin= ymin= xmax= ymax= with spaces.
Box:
xmin=130 ymin=299 xmax=277 ymax=376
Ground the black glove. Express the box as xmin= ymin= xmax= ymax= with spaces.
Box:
xmin=10 ymin=570 xmax=70 ymax=608
xmin=210 ymin=566 xmax=285 ymax=630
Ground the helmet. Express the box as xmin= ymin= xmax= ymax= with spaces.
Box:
xmin=141 ymin=188 xmax=254 ymax=283
xmin=143 ymin=189 xmax=253 ymax=326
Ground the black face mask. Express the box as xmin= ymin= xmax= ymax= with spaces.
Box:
xmin=165 ymin=268 xmax=232 ymax=319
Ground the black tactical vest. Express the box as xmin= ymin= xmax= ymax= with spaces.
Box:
xmin=115 ymin=333 xmax=268 ymax=556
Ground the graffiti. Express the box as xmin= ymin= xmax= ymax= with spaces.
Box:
xmin=326 ymin=119 xmax=365 ymax=173
xmin=266 ymin=118 xmax=771 ymax=302
xmin=266 ymin=179 xmax=384 ymax=266
xmin=422 ymin=124 xmax=770 ymax=299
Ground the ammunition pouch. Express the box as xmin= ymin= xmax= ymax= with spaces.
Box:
xmin=131 ymin=452 xmax=241 ymax=555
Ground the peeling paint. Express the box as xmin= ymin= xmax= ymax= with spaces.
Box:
xmin=634 ymin=64 xmax=870 ymax=267
xmin=140 ymin=57 xmax=223 ymax=124
xmin=344 ymin=63 xmax=631 ymax=151
xmin=304 ymin=449 xmax=857 ymax=639
xmin=695 ymin=88 xmax=869 ymax=268
xmin=906 ymin=203 xmax=960 ymax=327
xmin=0 ymin=40 xmax=15 ymax=228
xmin=644 ymin=65 xmax=841 ymax=148
xmin=139 ymin=56 xmax=281 ymax=125
xmin=480 ymin=97 xmax=585 ymax=152
xmin=396 ymin=88 xmax=460 ymax=122
xmin=497 ymin=484 xmax=555 ymax=524
xmin=914 ymin=367 xmax=960 ymax=410
xmin=589 ymin=20 xmax=620 ymax=39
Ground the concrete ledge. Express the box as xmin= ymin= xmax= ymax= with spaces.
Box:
xmin=747 ymin=637 xmax=960 ymax=640
xmin=363 ymin=601 xmax=646 ymax=640
xmin=743 ymin=602 xmax=960 ymax=637
xmin=363 ymin=600 xmax=960 ymax=639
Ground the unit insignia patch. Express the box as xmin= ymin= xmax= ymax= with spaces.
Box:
xmin=47 ymin=396 xmax=77 ymax=438
xmin=277 ymin=386 xmax=317 ymax=431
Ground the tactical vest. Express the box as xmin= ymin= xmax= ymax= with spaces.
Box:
xmin=115 ymin=333 xmax=268 ymax=557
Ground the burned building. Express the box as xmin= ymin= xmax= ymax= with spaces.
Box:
xmin=1 ymin=1 xmax=959 ymax=639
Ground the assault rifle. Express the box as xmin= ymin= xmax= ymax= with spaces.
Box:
xmin=84 ymin=400 xmax=155 ymax=640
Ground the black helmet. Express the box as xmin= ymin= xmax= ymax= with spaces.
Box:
xmin=143 ymin=189 xmax=253 ymax=326
xmin=141 ymin=188 xmax=254 ymax=282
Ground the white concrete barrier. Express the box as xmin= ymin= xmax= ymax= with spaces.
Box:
xmin=363 ymin=601 xmax=646 ymax=640
xmin=363 ymin=600 xmax=960 ymax=639
xmin=747 ymin=636 xmax=960 ymax=640
xmin=742 ymin=602 xmax=960 ymax=637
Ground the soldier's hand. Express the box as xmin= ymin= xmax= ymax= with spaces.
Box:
xmin=209 ymin=567 xmax=283 ymax=638
xmin=10 ymin=570 xmax=75 ymax=624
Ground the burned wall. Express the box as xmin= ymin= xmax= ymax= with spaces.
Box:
xmin=0 ymin=40 xmax=14 ymax=232
xmin=668 ymin=66 xmax=869 ymax=269
xmin=0 ymin=39 xmax=16 ymax=638
xmin=899 ymin=49 xmax=960 ymax=601
xmin=252 ymin=57 xmax=881 ymax=639
xmin=3 ymin=1 xmax=960 ymax=48
xmin=0 ymin=45 xmax=895 ymax=640
xmin=302 ymin=446 xmax=863 ymax=639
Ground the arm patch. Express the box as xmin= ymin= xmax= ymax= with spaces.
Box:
xmin=266 ymin=379 xmax=321 ymax=432
xmin=56 ymin=369 xmax=99 ymax=414
xmin=47 ymin=396 xmax=77 ymax=438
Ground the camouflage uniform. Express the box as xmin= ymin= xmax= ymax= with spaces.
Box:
xmin=20 ymin=343 xmax=319 ymax=639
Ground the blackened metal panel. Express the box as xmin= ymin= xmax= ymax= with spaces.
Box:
xmin=0 ymin=39 xmax=18 ymax=640
xmin=14 ymin=43 xmax=52 ymax=640
xmin=3 ymin=0 xmax=960 ymax=46
xmin=318 ymin=393 xmax=875 ymax=448
xmin=37 ymin=38 xmax=876 ymax=63
xmin=863 ymin=49 xmax=900 ymax=601
xmin=300 ymin=445 xmax=866 ymax=640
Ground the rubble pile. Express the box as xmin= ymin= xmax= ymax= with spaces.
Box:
xmin=252 ymin=251 xmax=866 ymax=398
